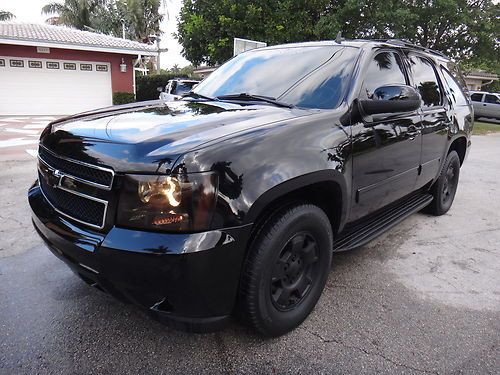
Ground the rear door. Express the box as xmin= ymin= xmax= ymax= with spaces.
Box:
xmin=404 ymin=52 xmax=449 ymax=189
xmin=350 ymin=49 xmax=422 ymax=220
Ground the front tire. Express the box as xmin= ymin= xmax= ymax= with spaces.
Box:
xmin=239 ymin=204 xmax=333 ymax=336
xmin=426 ymin=150 xmax=461 ymax=216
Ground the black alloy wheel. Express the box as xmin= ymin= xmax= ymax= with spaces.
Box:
xmin=426 ymin=150 xmax=461 ymax=216
xmin=270 ymin=232 xmax=319 ymax=311
xmin=441 ymin=161 xmax=459 ymax=206
xmin=239 ymin=203 xmax=333 ymax=337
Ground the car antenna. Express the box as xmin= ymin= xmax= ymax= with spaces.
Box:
xmin=335 ymin=31 xmax=342 ymax=44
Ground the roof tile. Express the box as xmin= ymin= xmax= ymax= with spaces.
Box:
xmin=0 ymin=22 xmax=156 ymax=53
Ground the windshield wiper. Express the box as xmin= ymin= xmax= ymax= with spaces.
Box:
xmin=182 ymin=91 xmax=218 ymax=101
xmin=216 ymin=93 xmax=294 ymax=108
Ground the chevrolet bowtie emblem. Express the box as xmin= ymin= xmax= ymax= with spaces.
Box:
xmin=48 ymin=168 xmax=63 ymax=188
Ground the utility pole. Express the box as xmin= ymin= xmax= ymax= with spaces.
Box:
xmin=156 ymin=35 xmax=161 ymax=73
xmin=148 ymin=34 xmax=168 ymax=74
xmin=121 ymin=19 xmax=126 ymax=39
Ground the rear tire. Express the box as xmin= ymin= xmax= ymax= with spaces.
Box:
xmin=239 ymin=203 xmax=333 ymax=337
xmin=426 ymin=151 xmax=461 ymax=216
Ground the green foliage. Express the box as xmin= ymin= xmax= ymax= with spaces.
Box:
xmin=176 ymin=0 xmax=500 ymax=74
xmin=41 ymin=0 xmax=163 ymax=42
xmin=161 ymin=64 xmax=196 ymax=77
xmin=95 ymin=0 xmax=164 ymax=42
xmin=113 ymin=91 xmax=136 ymax=105
xmin=460 ymin=56 xmax=500 ymax=93
xmin=473 ymin=121 xmax=500 ymax=135
xmin=42 ymin=0 xmax=105 ymax=29
xmin=0 ymin=11 xmax=15 ymax=21
xmin=135 ymin=73 xmax=191 ymax=101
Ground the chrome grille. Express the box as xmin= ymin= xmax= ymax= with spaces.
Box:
xmin=38 ymin=146 xmax=114 ymax=189
xmin=37 ymin=147 xmax=113 ymax=230
xmin=39 ymin=175 xmax=107 ymax=228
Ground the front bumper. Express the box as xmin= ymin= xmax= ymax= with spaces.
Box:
xmin=28 ymin=183 xmax=252 ymax=332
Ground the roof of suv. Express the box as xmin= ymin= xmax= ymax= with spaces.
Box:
xmin=169 ymin=79 xmax=200 ymax=83
xmin=258 ymin=39 xmax=450 ymax=62
xmin=470 ymin=91 xmax=499 ymax=95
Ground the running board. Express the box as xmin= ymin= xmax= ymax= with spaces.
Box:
xmin=333 ymin=193 xmax=433 ymax=251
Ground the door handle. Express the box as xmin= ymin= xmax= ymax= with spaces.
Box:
xmin=406 ymin=125 xmax=421 ymax=140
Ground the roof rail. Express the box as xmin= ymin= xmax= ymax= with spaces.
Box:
xmin=371 ymin=38 xmax=449 ymax=59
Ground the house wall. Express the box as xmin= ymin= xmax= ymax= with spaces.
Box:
xmin=464 ymin=78 xmax=483 ymax=91
xmin=0 ymin=44 xmax=135 ymax=93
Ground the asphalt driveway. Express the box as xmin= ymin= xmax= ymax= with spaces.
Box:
xmin=0 ymin=134 xmax=499 ymax=374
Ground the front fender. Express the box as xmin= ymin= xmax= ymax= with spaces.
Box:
xmin=171 ymin=110 xmax=352 ymax=230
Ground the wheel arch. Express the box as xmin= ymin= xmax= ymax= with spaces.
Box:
xmin=245 ymin=170 xmax=349 ymax=239
xmin=448 ymin=135 xmax=468 ymax=165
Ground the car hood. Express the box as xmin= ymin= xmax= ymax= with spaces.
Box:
xmin=40 ymin=100 xmax=309 ymax=173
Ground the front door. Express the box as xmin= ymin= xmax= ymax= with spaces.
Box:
xmin=350 ymin=50 xmax=422 ymax=221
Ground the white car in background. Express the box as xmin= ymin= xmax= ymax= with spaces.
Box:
xmin=470 ymin=91 xmax=500 ymax=120
xmin=158 ymin=79 xmax=200 ymax=101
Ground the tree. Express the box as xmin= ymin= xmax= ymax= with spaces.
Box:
xmin=176 ymin=0 xmax=499 ymax=72
xmin=41 ymin=0 xmax=106 ymax=30
xmin=94 ymin=0 xmax=164 ymax=42
xmin=41 ymin=0 xmax=164 ymax=43
xmin=176 ymin=0 xmax=330 ymax=66
xmin=117 ymin=0 xmax=164 ymax=42
xmin=0 ymin=11 xmax=15 ymax=21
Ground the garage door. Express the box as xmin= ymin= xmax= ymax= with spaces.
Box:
xmin=0 ymin=56 xmax=112 ymax=115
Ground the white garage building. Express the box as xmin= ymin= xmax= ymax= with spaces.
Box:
xmin=0 ymin=22 xmax=156 ymax=115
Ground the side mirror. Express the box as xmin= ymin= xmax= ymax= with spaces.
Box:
xmin=359 ymin=85 xmax=421 ymax=115
xmin=157 ymin=86 xmax=164 ymax=92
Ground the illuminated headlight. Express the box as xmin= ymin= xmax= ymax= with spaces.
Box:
xmin=138 ymin=176 xmax=181 ymax=206
xmin=117 ymin=172 xmax=218 ymax=232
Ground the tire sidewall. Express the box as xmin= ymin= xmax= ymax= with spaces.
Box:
xmin=435 ymin=151 xmax=460 ymax=213
xmin=252 ymin=205 xmax=332 ymax=335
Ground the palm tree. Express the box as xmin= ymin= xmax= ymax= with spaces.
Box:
xmin=41 ymin=0 xmax=164 ymax=43
xmin=117 ymin=0 xmax=164 ymax=42
xmin=41 ymin=0 xmax=105 ymax=30
xmin=0 ymin=11 xmax=15 ymax=21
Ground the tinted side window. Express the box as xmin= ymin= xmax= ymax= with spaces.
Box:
xmin=407 ymin=54 xmax=442 ymax=107
xmin=485 ymin=94 xmax=500 ymax=104
xmin=361 ymin=51 xmax=407 ymax=99
xmin=470 ymin=93 xmax=483 ymax=102
xmin=441 ymin=67 xmax=468 ymax=106
xmin=446 ymin=62 xmax=468 ymax=94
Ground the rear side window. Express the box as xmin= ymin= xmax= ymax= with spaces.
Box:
xmin=361 ymin=51 xmax=407 ymax=99
xmin=485 ymin=94 xmax=500 ymax=105
xmin=446 ymin=62 xmax=468 ymax=94
xmin=407 ymin=53 xmax=442 ymax=108
xmin=440 ymin=67 xmax=468 ymax=106
xmin=470 ymin=93 xmax=483 ymax=102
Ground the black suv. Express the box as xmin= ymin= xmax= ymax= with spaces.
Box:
xmin=29 ymin=40 xmax=472 ymax=336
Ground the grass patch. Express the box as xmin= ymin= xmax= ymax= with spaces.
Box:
xmin=473 ymin=121 xmax=500 ymax=135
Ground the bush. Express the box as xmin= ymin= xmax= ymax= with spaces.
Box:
xmin=113 ymin=92 xmax=136 ymax=105
xmin=135 ymin=73 xmax=191 ymax=101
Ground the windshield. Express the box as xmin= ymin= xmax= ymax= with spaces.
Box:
xmin=193 ymin=45 xmax=359 ymax=109
xmin=174 ymin=82 xmax=197 ymax=95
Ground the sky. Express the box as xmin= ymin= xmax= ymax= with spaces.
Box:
xmin=0 ymin=0 xmax=191 ymax=69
